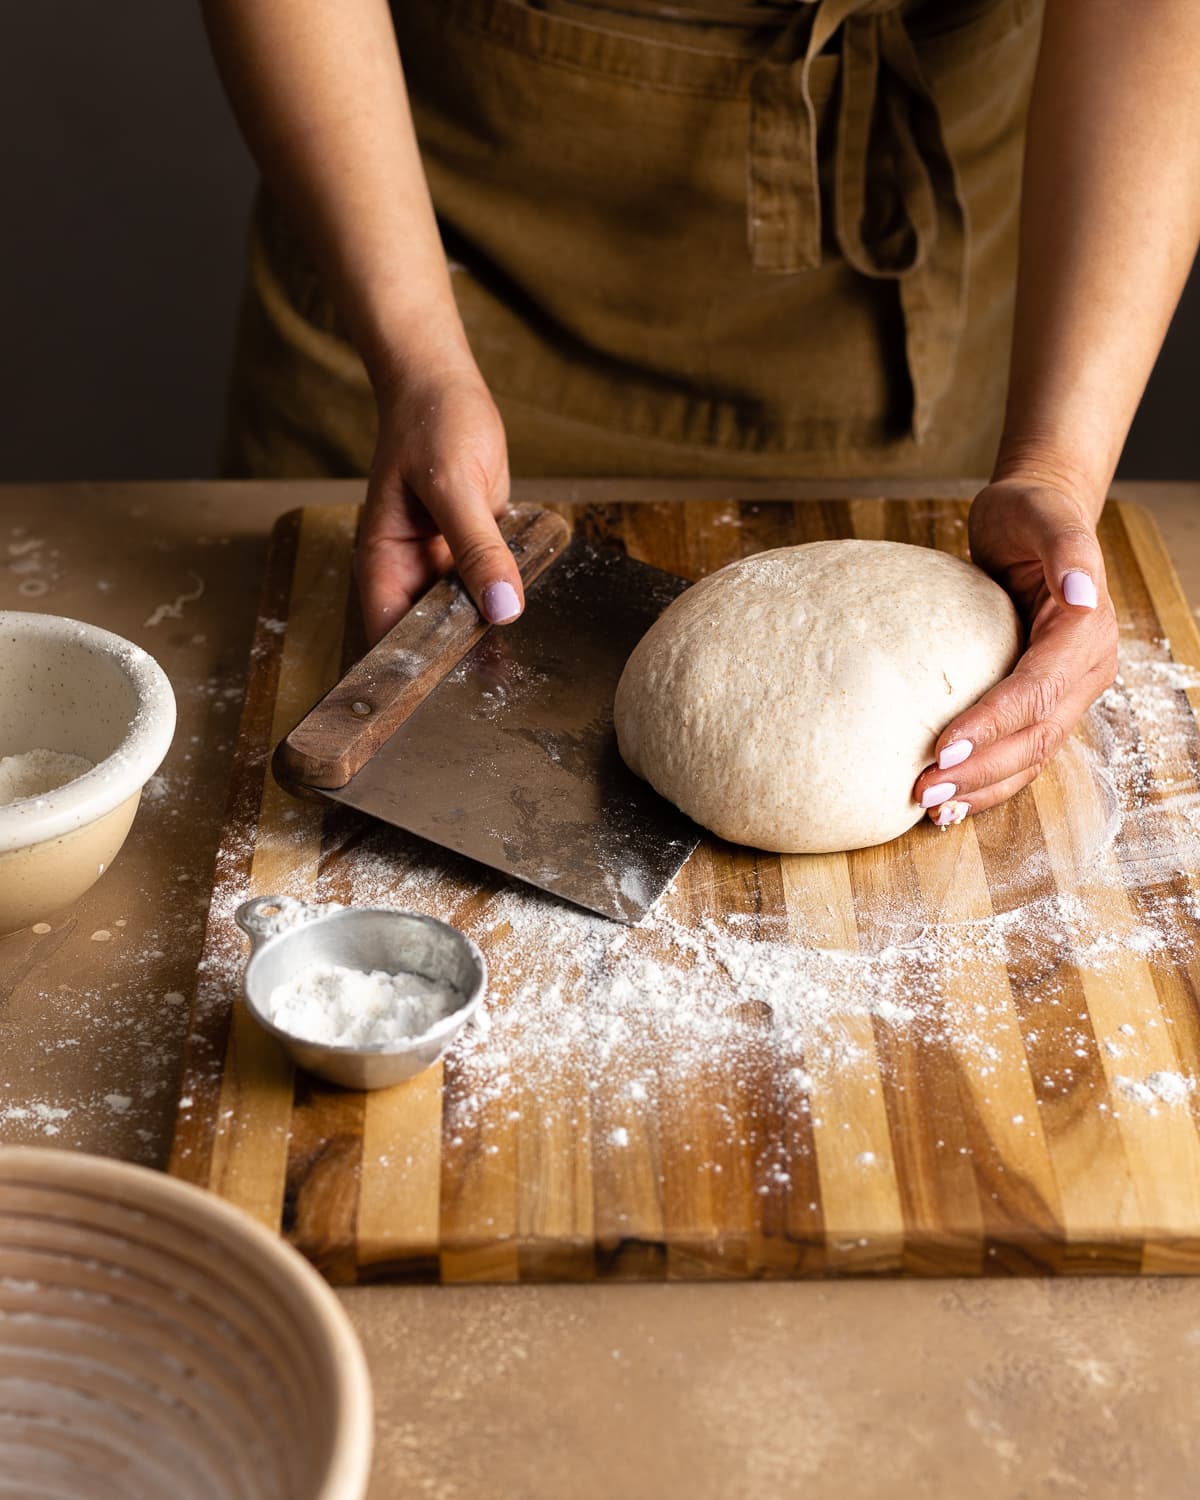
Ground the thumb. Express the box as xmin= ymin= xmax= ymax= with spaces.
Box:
xmin=433 ymin=466 xmax=524 ymax=627
xmin=1032 ymin=504 xmax=1105 ymax=613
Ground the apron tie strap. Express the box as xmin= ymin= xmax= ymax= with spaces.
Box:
xmin=748 ymin=0 xmax=969 ymax=441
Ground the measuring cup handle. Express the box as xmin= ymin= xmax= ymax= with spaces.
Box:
xmin=235 ymin=895 xmax=316 ymax=947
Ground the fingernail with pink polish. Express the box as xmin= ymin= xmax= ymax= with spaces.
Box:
xmin=934 ymin=799 xmax=970 ymax=828
xmin=1062 ymin=570 xmax=1098 ymax=609
xmin=482 ymin=580 xmax=521 ymax=624
xmin=938 ymin=739 xmax=972 ymax=771
xmin=921 ymin=782 xmax=956 ymax=809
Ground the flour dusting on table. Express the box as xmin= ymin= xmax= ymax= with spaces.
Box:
xmin=0 ymin=667 xmax=239 ymax=1160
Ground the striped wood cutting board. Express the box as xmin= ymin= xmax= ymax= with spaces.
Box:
xmin=169 ymin=498 xmax=1200 ymax=1281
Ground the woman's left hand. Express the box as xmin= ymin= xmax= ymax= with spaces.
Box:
xmin=912 ymin=479 xmax=1119 ymax=826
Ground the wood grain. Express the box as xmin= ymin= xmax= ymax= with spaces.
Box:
xmin=170 ymin=498 xmax=1200 ymax=1280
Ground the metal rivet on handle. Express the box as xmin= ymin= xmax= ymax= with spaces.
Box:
xmin=351 ymin=701 xmax=372 ymax=717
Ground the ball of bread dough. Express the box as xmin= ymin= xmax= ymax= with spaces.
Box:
xmin=614 ymin=540 xmax=1022 ymax=854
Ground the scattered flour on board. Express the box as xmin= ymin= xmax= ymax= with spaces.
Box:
xmin=164 ymin=632 xmax=1200 ymax=1173
xmin=1114 ymin=1071 xmax=1195 ymax=1111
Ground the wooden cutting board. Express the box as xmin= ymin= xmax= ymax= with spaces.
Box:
xmin=169 ymin=497 xmax=1200 ymax=1282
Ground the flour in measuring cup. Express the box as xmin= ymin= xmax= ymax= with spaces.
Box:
xmin=265 ymin=962 xmax=464 ymax=1048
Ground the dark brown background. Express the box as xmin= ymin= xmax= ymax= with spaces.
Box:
xmin=2 ymin=1 xmax=1196 ymax=483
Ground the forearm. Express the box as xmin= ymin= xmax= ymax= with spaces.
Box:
xmin=200 ymin=0 xmax=467 ymax=389
xmin=994 ymin=0 xmax=1200 ymax=516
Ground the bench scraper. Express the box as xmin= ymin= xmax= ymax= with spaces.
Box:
xmin=273 ymin=506 xmax=701 ymax=923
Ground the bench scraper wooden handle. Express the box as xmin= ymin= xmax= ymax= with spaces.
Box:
xmin=273 ymin=504 xmax=570 ymax=792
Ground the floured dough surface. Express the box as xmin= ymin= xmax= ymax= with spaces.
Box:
xmin=614 ymin=540 xmax=1022 ymax=854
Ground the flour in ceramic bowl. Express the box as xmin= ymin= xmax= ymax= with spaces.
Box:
xmin=0 ymin=749 xmax=94 ymax=805
xmin=264 ymin=962 xmax=465 ymax=1048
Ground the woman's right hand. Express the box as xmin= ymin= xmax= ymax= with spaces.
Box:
xmin=354 ymin=360 xmax=522 ymax=647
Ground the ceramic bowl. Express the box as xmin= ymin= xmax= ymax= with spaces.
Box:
xmin=0 ymin=611 xmax=176 ymax=935
xmin=0 ymin=1146 xmax=373 ymax=1500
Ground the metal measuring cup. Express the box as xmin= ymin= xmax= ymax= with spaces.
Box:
xmin=235 ymin=895 xmax=487 ymax=1090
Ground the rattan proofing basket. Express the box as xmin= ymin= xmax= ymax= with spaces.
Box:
xmin=0 ymin=1147 xmax=372 ymax=1500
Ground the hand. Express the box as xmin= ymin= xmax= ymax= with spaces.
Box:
xmin=912 ymin=479 xmax=1119 ymax=825
xmin=354 ymin=361 xmax=521 ymax=646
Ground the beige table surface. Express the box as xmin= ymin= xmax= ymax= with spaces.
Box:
xmin=3 ymin=478 xmax=1200 ymax=1498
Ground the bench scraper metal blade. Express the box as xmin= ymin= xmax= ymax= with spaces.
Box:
xmin=274 ymin=505 xmax=701 ymax=923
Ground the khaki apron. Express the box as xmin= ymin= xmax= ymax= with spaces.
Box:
xmin=225 ymin=0 xmax=1042 ymax=480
